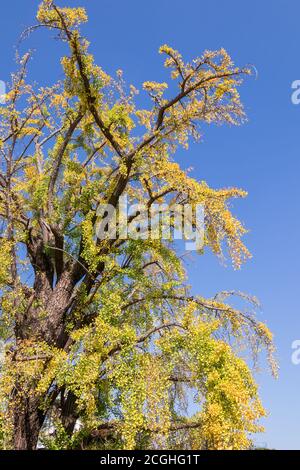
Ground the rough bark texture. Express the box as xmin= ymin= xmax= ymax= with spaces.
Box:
xmin=13 ymin=396 xmax=45 ymax=450
xmin=12 ymin=239 xmax=78 ymax=449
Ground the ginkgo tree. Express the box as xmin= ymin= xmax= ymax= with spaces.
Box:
xmin=0 ymin=0 xmax=275 ymax=451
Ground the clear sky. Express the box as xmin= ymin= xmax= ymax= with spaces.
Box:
xmin=1 ymin=0 xmax=300 ymax=449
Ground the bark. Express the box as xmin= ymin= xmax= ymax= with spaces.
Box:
xmin=61 ymin=391 xmax=78 ymax=437
xmin=12 ymin=264 xmax=76 ymax=449
xmin=13 ymin=395 xmax=45 ymax=450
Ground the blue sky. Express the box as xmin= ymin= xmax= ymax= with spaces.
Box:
xmin=1 ymin=0 xmax=300 ymax=449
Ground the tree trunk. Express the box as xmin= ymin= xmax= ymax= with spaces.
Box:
xmin=13 ymin=395 xmax=45 ymax=450
xmin=12 ymin=269 xmax=76 ymax=449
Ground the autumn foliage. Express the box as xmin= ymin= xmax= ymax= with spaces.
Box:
xmin=0 ymin=1 xmax=275 ymax=450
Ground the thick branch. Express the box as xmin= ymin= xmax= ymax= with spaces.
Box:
xmin=47 ymin=111 xmax=84 ymax=213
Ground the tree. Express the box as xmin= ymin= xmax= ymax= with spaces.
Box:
xmin=0 ymin=1 xmax=275 ymax=450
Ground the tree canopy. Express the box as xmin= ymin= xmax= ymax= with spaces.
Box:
xmin=0 ymin=0 xmax=275 ymax=450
